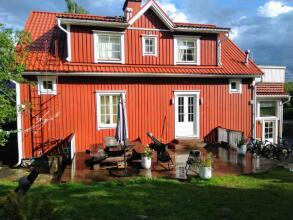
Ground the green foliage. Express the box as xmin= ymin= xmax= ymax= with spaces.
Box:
xmin=141 ymin=147 xmax=153 ymax=159
xmin=0 ymin=23 xmax=31 ymax=146
xmin=285 ymin=82 xmax=293 ymax=92
xmin=65 ymin=0 xmax=88 ymax=14
xmin=199 ymin=153 xmax=213 ymax=167
xmin=0 ymin=192 xmax=55 ymax=220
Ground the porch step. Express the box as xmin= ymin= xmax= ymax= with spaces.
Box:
xmin=172 ymin=139 xmax=206 ymax=154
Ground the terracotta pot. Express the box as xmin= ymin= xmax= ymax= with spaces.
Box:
xmin=141 ymin=156 xmax=152 ymax=169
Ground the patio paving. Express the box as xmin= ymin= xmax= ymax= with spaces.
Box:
xmin=60 ymin=140 xmax=293 ymax=184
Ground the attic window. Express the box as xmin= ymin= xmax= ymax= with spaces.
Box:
xmin=142 ymin=36 xmax=157 ymax=56
xmin=93 ymin=31 xmax=125 ymax=64
xmin=37 ymin=76 xmax=57 ymax=95
xmin=229 ymin=79 xmax=242 ymax=94
xmin=174 ymin=36 xmax=200 ymax=65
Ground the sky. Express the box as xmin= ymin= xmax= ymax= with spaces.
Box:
xmin=0 ymin=0 xmax=292 ymax=81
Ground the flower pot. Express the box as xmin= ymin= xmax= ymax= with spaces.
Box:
xmin=199 ymin=167 xmax=212 ymax=179
xmin=141 ymin=156 xmax=152 ymax=169
xmin=238 ymin=145 xmax=247 ymax=155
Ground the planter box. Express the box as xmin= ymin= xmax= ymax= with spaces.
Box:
xmin=141 ymin=156 xmax=152 ymax=169
xmin=238 ymin=145 xmax=247 ymax=155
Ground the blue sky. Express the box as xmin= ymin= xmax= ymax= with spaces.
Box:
xmin=0 ymin=0 xmax=292 ymax=81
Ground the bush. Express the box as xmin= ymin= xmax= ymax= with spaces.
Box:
xmin=284 ymin=108 xmax=293 ymax=120
xmin=0 ymin=192 xmax=55 ymax=220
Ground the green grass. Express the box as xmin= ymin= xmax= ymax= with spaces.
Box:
xmin=1 ymin=168 xmax=293 ymax=220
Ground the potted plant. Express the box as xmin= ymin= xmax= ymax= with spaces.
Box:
xmin=198 ymin=153 xmax=213 ymax=179
xmin=237 ymin=135 xmax=247 ymax=155
xmin=141 ymin=146 xmax=153 ymax=169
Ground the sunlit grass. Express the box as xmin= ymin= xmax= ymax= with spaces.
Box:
xmin=0 ymin=168 xmax=292 ymax=219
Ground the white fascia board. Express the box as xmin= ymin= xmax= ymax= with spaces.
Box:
xmin=23 ymin=72 xmax=261 ymax=78
xmin=59 ymin=18 xmax=128 ymax=28
xmin=128 ymin=0 xmax=174 ymax=30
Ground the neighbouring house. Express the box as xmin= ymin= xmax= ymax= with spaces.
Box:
xmin=256 ymin=66 xmax=290 ymax=143
xmin=15 ymin=0 xmax=285 ymax=161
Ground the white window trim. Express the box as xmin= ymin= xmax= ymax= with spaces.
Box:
xmin=96 ymin=91 xmax=126 ymax=130
xmin=262 ymin=119 xmax=278 ymax=144
xmin=37 ymin=76 xmax=57 ymax=95
xmin=174 ymin=36 xmax=200 ymax=65
xmin=256 ymin=100 xmax=279 ymax=120
xmin=142 ymin=35 xmax=158 ymax=57
xmin=229 ymin=79 xmax=242 ymax=94
xmin=93 ymin=31 xmax=125 ymax=64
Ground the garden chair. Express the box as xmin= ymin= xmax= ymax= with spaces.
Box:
xmin=146 ymin=132 xmax=174 ymax=170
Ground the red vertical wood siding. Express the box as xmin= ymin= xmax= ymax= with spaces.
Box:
xmin=20 ymin=77 xmax=253 ymax=158
xmin=70 ymin=8 xmax=217 ymax=66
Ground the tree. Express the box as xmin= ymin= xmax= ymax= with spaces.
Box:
xmin=0 ymin=23 xmax=31 ymax=146
xmin=65 ymin=0 xmax=88 ymax=14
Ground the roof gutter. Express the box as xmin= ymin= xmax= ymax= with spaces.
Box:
xmin=58 ymin=18 xmax=129 ymax=28
xmin=174 ymin=27 xmax=231 ymax=34
xmin=23 ymin=71 xmax=261 ymax=78
xmin=57 ymin=18 xmax=71 ymax=62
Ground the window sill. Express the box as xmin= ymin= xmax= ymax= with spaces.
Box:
xmin=96 ymin=60 xmax=123 ymax=64
xmin=256 ymin=117 xmax=278 ymax=121
xmin=175 ymin=62 xmax=199 ymax=65
xmin=38 ymin=91 xmax=57 ymax=96
xmin=98 ymin=125 xmax=117 ymax=130
xmin=229 ymin=91 xmax=242 ymax=94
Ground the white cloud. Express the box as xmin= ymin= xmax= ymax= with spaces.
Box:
xmin=258 ymin=1 xmax=293 ymax=18
xmin=158 ymin=0 xmax=188 ymax=22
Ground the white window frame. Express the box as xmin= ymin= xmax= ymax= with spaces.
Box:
xmin=37 ymin=76 xmax=57 ymax=95
xmin=142 ymin=35 xmax=158 ymax=56
xmin=93 ymin=31 xmax=125 ymax=64
xmin=96 ymin=91 xmax=126 ymax=130
xmin=174 ymin=36 xmax=200 ymax=65
xmin=257 ymin=100 xmax=279 ymax=120
xmin=229 ymin=79 xmax=242 ymax=94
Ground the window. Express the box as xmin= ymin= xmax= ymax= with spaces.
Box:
xmin=96 ymin=92 xmax=126 ymax=129
xmin=142 ymin=36 xmax=157 ymax=56
xmin=93 ymin=31 xmax=125 ymax=63
xmin=174 ymin=36 xmax=200 ymax=65
xmin=37 ymin=76 xmax=57 ymax=95
xmin=229 ymin=79 xmax=242 ymax=94
xmin=258 ymin=101 xmax=277 ymax=118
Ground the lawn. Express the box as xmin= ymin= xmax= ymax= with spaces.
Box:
xmin=0 ymin=168 xmax=293 ymax=220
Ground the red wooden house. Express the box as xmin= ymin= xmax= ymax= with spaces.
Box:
xmin=16 ymin=0 xmax=278 ymax=160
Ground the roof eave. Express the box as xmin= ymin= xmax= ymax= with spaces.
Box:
xmin=23 ymin=71 xmax=262 ymax=78
xmin=174 ymin=27 xmax=231 ymax=34
xmin=58 ymin=18 xmax=129 ymax=28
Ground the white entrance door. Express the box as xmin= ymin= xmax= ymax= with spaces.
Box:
xmin=175 ymin=92 xmax=199 ymax=138
xmin=263 ymin=120 xmax=276 ymax=143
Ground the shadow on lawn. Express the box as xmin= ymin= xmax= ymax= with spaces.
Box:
xmin=1 ymin=169 xmax=293 ymax=220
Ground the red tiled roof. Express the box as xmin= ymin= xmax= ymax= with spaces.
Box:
xmin=256 ymin=83 xmax=288 ymax=96
xmin=174 ymin=22 xmax=230 ymax=30
xmin=56 ymin=12 xmax=126 ymax=22
xmin=23 ymin=11 xmax=263 ymax=76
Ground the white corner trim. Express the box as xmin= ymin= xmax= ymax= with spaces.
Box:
xmin=96 ymin=91 xmax=126 ymax=130
xmin=142 ymin=35 xmax=158 ymax=57
xmin=11 ymin=80 xmax=23 ymax=166
xmin=128 ymin=0 xmax=174 ymax=29
xmin=93 ymin=31 xmax=125 ymax=64
xmin=37 ymin=76 xmax=57 ymax=95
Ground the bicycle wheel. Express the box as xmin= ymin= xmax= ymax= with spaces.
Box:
xmin=263 ymin=144 xmax=275 ymax=159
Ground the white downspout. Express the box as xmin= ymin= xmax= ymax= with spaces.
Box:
xmin=57 ymin=18 xmax=71 ymax=62
xmin=252 ymin=79 xmax=257 ymax=139
xmin=11 ymin=80 xmax=23 ymax=166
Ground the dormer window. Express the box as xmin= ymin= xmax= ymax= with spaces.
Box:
xmin=174 ymin=36 xmax=200 ymax=65
xmin=142 ymin=36 xmax=157 ymax=56
xmin=93 ymin=31 xmax=125 ymax=64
